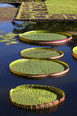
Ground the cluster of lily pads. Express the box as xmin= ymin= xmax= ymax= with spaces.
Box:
xmin=9 ymin=30 xmax=72 ymax=111
xmin=0 ymin=32 xmax=18 ymax=45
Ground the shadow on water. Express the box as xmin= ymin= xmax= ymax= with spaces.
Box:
xmin=12 ymin=21 xmax=77 ymax=33
xmin=10 ymin=102 xmax=59 ymax=114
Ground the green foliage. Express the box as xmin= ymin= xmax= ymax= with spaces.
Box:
xmin=9 ymin=59 xmax=66 ymax=75
xmin=73 ymin=46 xmax=77 ymax=54
xmin=21 ymin=48 xmax=61 ymax=59
xmin=20 ymin=31 xmax=67 ymax=41
xmin=0 ymin=32 xmax=19 ymax=45
xmin=10 ymin=85 xmax=58 ymax=105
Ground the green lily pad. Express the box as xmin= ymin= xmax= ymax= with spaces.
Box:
xmin=9 ymin=84 xmax=65 ymax=109
xmin=72 ymin=46 xmax=77 ymax=54
xmin=19 ymin=30 xmax=67 ymax=41
xmin=21 ymin=47 xmax=64 ymax=60
xmin=9 ymin=59 xmax=69 ymax=79
xmin=4 ymin=33 xmax=18 ymax=38
xmin=19 ymin=30 xmax=72 ymax=46
xmin=72 ymin=46 xmax=77 ymax=59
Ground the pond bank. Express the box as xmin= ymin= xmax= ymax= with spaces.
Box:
xmin=0 ymin=1 xmax=77 ymax=22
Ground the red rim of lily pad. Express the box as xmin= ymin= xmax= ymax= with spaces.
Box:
xmin=20 ymin=47 xmax=64 ymax=60
xmin=9 ymin=59 xmax=69 ymax=79
xmin=19 ymin=31 xmax=72 ymax=46
xmin=9 ymin=84 xmax=65 ymax=110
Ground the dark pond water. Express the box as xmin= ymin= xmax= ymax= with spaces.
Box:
xmin=0 ymin=3 xmax=77 ymax=116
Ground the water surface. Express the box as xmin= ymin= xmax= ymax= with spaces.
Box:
xmin=0 ymin=4 xmax=77 ymax=116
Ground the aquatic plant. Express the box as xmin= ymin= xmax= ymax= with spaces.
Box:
xmin=72 ymin=46 xmax=77 ymax=59
xmin=0 ymin=32 xmax=19 ymax=45
xmin=9 ymin=84 xmax=65 ymax=109
xmin=19 ymin=30 xmax=72 ymax=46
xmin=9 ymin=58 xmax=69 ymax=79
xmin=21 ymin=47 xmax=64 ymax=60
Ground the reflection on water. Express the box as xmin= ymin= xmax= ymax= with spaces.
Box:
xmin=12 ymin=21 xmax=77 ymax=34
xmin=11 ymin=103 xmax=59 ymax=114
xmin=0 ymin=3 xmax=14 ymax=7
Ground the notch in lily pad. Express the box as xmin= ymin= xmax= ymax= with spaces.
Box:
xmin=9 ymin=58 xmax=69 ymax=79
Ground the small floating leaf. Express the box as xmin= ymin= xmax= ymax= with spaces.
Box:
xmin=0 ymin=32 xmax=18 ymax=45
xmin=5 ymin=41 xmax=19 ymax=45
xmin=4 ymin=33 xmax=18 ymax=38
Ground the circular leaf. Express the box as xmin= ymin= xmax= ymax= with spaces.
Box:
xmin=72 ymin=46 xmax=77 ymax=59
xmin=9 ymin=59 xmax=69 ymax=79
xmin=21 ymin=47 xmax=64 ymax=60
xmin=19 ymin=30 xmax=72 ymax=46
xmin=9 ymin=84 xmax=65 ymax=109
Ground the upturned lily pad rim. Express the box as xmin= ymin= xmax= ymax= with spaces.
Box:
xmin=72 ymin=46 xmax=77 ymax=59
xmin=21 ymin=47 xmax=64 ymax=60
xmin=19 ymin=30 xmax=72 ymax=45
xmin=9 ymin=84 xmax=65 ymax=109
xmin=9 ymin=58 xmax=69 ymax=79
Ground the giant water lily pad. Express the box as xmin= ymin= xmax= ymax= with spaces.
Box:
xmin=19 ymin=30 xmax=72 ymax=46
xmin=21 ymin=47 xmax=64 ymax=60
xmin=72 ymin=46 xmax=77 ymax=59
xmin=9 ymin=59 xmax=69 ymax=79
xmin=9 ymin=84 xmax=65 ymax=109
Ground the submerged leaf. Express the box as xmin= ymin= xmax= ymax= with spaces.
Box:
xmin=0 ymin=32 xmax=18 ymax=45
xmin=5 ymin=41 xmax=19 ymax=45
xmin=4 ymin=33 xmax=18 ymax=38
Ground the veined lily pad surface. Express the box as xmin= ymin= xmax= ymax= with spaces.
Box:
xmin=9 ymin=59 xmax=69 ymax=79
xmin=9 ymin=84 xmax=65 ymax=109
xmin=21 ymin=47 xmax=64 ymax=60
xmin=19 ymin=30 xmax=72 ymax=46
xmin=72 ymin=46 xmax=77 ymax=59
